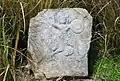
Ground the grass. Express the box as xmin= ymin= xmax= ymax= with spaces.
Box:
xmin=94 ymin=55 xmax=120 ymax=81
xmin=0 ymin=0 xmax=120 ymax=81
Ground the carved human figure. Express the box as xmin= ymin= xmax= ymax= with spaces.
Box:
xmin=49 ymin=11 xmax=85 ymax=57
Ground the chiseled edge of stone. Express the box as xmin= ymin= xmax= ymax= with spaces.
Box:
xmin=30 ymin=8 xmax=93 ymax=26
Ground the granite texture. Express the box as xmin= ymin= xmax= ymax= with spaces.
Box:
xmin=27 ymin=8 xmax=92 ymax=79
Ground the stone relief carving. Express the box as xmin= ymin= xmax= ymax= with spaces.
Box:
xmin=28 ymin=8 xmax=92 ymax=78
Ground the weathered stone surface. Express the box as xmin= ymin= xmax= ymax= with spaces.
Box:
xmin=27 ymin=8 xmax=92 ymax=79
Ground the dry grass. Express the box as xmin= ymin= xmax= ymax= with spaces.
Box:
xmin=0 ymin=0 xmax=120 ymax=81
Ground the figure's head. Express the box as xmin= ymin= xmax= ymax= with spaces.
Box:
xmin=56 ymin=11 xmax=69 ymax=24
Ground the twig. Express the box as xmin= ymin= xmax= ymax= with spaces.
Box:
xmin=3 ymin=64 xmax=10 ymax=81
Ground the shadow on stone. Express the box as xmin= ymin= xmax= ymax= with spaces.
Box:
xmin=88 ymin=37 xmax=100 ymax=77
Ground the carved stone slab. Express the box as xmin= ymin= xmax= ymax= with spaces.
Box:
xmin=28 ymin=8 xmax=92 ymax=79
